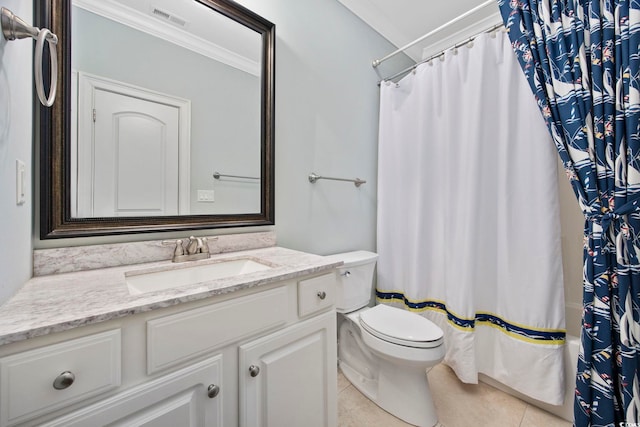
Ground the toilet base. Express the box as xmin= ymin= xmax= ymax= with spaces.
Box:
xmin=338 ymin=316 xmax=440 ymax=427
xmin=378 ymin=358 xmax=438 ymax=427
xmin=340 ymin=359 xmax=439 ymax=427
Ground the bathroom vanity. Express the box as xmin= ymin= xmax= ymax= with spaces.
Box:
xmin=0 ymin=240 xmax=339 ymax=427
xmin=4 ymin=0 xmax=334 ymax=423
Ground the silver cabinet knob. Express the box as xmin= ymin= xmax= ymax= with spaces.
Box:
xmin=249 ymin=365 xmax=260 ymax=377
xmin=341 ymin=271 xmax=351 ymax=277
xmin=53 ymin=371 xmax=75 ymax=390
xmin=207 ymin=384 xmax=220 ymax=398
xmin=317 ymin=291 xmax=327 ymax=300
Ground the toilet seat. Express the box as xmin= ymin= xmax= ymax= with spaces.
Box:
xmin=359 ymin=304 xmax=443 ymax=348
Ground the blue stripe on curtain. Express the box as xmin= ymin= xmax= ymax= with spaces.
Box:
xmin=497 ymin=0 xmax=640 ymax=425
xmin=376 ymin=290 xmax=566 ymax=344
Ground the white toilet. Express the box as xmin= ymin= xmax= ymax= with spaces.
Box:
xmin=327 ymin=251 xmax=444 ymax=427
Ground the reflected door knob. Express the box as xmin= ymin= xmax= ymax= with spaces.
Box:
xmin=249 ymin=365 xmax=260 ymax=377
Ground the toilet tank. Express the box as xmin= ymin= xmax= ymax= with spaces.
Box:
xmin=324 ymin=251 xmax=378 ymax=313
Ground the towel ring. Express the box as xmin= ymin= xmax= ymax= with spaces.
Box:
xmin=1 ymin=7 xmax=59 ymax=107
xmin=34 ymin=28 xmax=58 ymax=107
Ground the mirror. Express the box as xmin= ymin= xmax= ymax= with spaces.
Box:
xmin=38 ymin=0 xmax=275 ymax=239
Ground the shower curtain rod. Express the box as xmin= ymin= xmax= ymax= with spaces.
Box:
xmin=372 ymin=0 xmax=495 ymax=68
xmin=379 ymin=22 xmax=504 ymax=84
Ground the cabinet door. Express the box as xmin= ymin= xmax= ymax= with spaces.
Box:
xmin=239 ymin=311 xmax=337 ymax=427
xmin=43 ymin=356 xmax=223 ymax=427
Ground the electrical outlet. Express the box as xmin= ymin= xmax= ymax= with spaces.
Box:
xmin=197 ymin=190 xmax=215 ymax=202
xmin=16 ymin=160 xmax=26 ymax=205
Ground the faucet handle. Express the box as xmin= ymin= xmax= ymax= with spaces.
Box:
xmin=162 ymin=239 xmax=184 ymax=256
xmin=198 ymin=237 xmax=209 ymax=254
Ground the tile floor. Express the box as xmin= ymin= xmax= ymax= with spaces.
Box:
xmin=337 ymin=364 xmax=572 ymax=427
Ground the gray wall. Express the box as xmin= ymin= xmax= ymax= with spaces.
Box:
xmin=234 ymin=0 xmax=410 ymax=254
xmin=27 ymin=1 xmax=408 ymax=263
xmin=0 ymin=1 xmax=33 ymax=303
xmin=0 ymin=0 xmax=585 ymax=327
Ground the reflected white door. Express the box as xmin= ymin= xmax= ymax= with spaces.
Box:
xmin=93 ymin=90 xmax=179 ymax=217
xmin=75 ymin=73 xmax=191 ymax=217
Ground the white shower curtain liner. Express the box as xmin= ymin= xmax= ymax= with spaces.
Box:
xmin=376 ymin=31 xmax=567 ymax=405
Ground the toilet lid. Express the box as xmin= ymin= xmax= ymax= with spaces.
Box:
xmin=359 ymin=304 xmax=443 ymax=348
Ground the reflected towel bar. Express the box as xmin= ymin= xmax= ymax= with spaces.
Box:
xmin=308 ymin=172 xmax=366 ymax=188
xmin=213 ymin=171 xmax=259 ymax=180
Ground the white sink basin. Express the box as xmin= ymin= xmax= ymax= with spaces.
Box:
xmin=126 ymin=258 xmax=273 ymax=295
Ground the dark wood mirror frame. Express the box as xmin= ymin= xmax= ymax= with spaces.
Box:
xmin=37 ymin=0 xmax=275 ymax=239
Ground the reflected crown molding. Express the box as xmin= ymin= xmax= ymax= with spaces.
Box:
xmin=73 ymin=0 xmax=260 ymax=76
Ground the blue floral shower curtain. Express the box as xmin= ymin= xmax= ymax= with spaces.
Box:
xmin=497 ymin=0 xmax=640 ymax=425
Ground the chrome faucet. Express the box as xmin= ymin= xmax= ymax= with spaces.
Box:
xmin=162 ymin=236 xmax=214 ymax=263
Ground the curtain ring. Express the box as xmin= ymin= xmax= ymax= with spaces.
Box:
xmin=34 ymin=28 xmax=58 ymax=107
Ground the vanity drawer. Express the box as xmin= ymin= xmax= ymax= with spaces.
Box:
xmin=298 ymin=273 xmax=336 ymax=318
xmin=147 ymin=285 xmax=289 ymax=374
xmin=0 ymin=329 xmax=121 ymax=427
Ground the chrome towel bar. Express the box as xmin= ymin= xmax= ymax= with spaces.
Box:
xmin=213 ymin=171 xmax=259 ymax=180
xmin=308 ymin=172 xmax=366 ymax=188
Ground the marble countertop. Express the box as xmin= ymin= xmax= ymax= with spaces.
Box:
xmin=0 ymin=246 xmax=341 ymax=346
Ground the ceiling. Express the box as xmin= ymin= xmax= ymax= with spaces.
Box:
xmin=337 ymin=0 xmax=503 ymax=63
xmin=74 ymin=0 xmax=504 ymax=77
xmin=74 ymin=0 xmax=262 ymax=75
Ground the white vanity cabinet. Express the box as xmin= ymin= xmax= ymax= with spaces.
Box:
xmin=41 ymin=356 xmax=223 ymax=427
xmin=0 ymin=330 xmax=122 ymax=427
xmin=0 ymin=272 xmax=337 ymax=427
xmin=239 ymin=311 xmax=336 ymax=427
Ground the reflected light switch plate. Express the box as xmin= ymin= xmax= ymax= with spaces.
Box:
xmin=197 ymin=190 xmax=215 ymax=202
xmin=16 ymin=160 xmax=26 ymax=205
